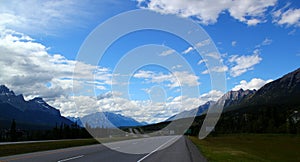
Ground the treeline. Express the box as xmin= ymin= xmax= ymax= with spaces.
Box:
xmin=0 ymin=119 xmax=91 ymax=142
xmin=187 ymin=104 xmax=300 ymax=136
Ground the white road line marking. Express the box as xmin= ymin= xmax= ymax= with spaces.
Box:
xmin=137 ymin=136 xmax=180 ymax=162
xmin=57 ymin=155 xmax=84 ymax=162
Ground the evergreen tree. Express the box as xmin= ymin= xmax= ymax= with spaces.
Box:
xmin=10 ymin=119 xmax=17 ymax=141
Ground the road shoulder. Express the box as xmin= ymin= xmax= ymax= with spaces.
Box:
xmin=185 ymin=136 xmax=207 ymax=162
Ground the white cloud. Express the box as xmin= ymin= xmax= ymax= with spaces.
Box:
xmin=231 ymin=41 xmax=237 ymax=47
xmin=246 ymin=18 xmax=262 ymax=26
xmin=0 ymin=28 xmax=223 ymax=123
xmin=133 ymin=70 xmax=200 ymax=89
xmin=232 ymin=78 xmax=273 ymax=91
xmin=172 ymin=64 xmax=183 ymax=70
xmin=288 ymin=29 xmax=297 ymax=35
xmin=195 ymin=39 xmax=211 ymax=48
xmin=182 ymin=46 xmax=194 ymax=54
xmin=0 ymin=28 xmax=112 ymax=99
xmin=201 ymin=70 xmax=209 ymax=75
xmin=262 ymin=38 xmax=273 ymax=46
xmin=212 ymin=66 xmax=229 ymax=73
xmin=133 ymin=70 xmax=155 ymax=79
xmin=228 ymin=0 xmax=276 ymax=25
xmin=275 ymin=8 xmax=300 ymax=27
xmin=159 ymin=49 xmax=175 ymax=56
xmin=0 ymin=28 xmax=197 ymax=123
xmin=205 ymin=52 xmax=221 ymax=60
xmin=197 ymin=59 xmax=207 ymax=65
xmin=49 ymin=89 xmax=225 ymax=124
xmin=229 ymin=53 xmax=262 ymax=77
xmin=201 ymin=66 xmax=228 ymax=75
xmin=49 ymin=94 xmax=205 ymax=123
xmin=182 ymin=39 xmax=211 ymax=55
xmin=0 ymin=1 xmax=95 ymax=34
xmin=256 ymin=38 xmax=273 ymax=48
xmin=199 ymin=90 xmax=224 ymax=103
xmin=137 ymin=0 xmax=277 ymax=25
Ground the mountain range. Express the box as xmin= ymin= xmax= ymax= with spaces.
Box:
xmin=137 ymin=68 xmax=300 ymax=135
xmin=167 ymin=68 xmax=300 ymax=124
xmin=0 ymin=85 xmax=72 ymax=129
xmin=0 ymin=85 xmax=145 ymax=129
xmin=166 ymin=89 xmax=257 ymax=121
xmin=166 ymin=101 xmax=215 ymax=121
xmin=1 ymin=67 xmax=299 ymax=132
xmin=68 ymin=112 xmax=145 ymax=128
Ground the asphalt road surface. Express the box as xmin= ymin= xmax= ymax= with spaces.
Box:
xmin=0 ymin=135 xmax=207 ymax=162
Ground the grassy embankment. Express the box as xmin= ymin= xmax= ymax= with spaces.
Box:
xmin=0 ymin=139 xmax=98 ymax=157
xmin=189 ymin=134 xmax=300 ymax=162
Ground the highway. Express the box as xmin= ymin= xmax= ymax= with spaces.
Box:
xmin=0 ymin=135 xmax=207 ymax=162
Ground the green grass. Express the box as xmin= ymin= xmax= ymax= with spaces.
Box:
xmin=0 ymin=139 xmax=99 ymax=157
xmin=189 ymin=134 xmax=300 ymax=162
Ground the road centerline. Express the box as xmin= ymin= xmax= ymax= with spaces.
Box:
xmin=137 ymin=136 xmax=180 ymax=162
xmin=57 ymin=155 xmax=84 ymax=162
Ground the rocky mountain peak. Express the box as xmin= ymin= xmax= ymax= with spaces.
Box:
xmin=0 ymin=85 xmax=15 ymax=96
xmin=217 ymin=89 xmax=256 ymax=108
xmin=31 ymin=97 xmax=46 ymax=104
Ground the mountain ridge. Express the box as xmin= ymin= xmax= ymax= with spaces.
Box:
xmin=0 ymin=85 xmax=72 ymax=129
xmin=79 ymin=111 xmax=145 ymax=128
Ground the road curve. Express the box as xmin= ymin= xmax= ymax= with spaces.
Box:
xmin=0 ymin=136 xmax=207 ymax=162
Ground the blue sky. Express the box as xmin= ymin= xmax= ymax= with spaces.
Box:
xmin=0 ymin=0 xmax=300 ymax=123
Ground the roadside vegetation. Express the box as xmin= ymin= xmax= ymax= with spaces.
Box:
xmin=189 ymin=134 xmax=300 ymax=162
xmin=0 ymin=138 xmax=98 ymax=157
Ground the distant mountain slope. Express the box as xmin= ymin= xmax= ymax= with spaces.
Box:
xmin=80 ymin=112 xmax=144 ymax=128
xmin=136 ymin=68 xmax=300 ymax=135
xmin=244 ymin=68 xmax=300 ymax=106
xmin=166 ymin=101 xmax=215 ymax=121
xmin=0 ymin=85 xmax=73 ymax=129
xmin=166 ymin=89 xmax=257 ymax=122
xmin=211 ymin=68 xmax=300 ymax=134
xmin=219 ymin=89 xmax=256 ymax=108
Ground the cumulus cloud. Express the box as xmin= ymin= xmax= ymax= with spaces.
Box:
xmin=137 ymin=0 xmax=277 ymax=25
xmin=48 ymin=94 xmax=205 ymax=123
xmin=246 ymin=18 xmax=262 ymax=26
xmin=0 ymin=28 xmax=181 ymax=123
xmin=232 ymin=78 xmax=273 ymax=91
xmin=49 ymin=89 xmax=224 ymax=123
xmin=0 ymin=28 xmax=111 ymax=99
xmin=229 ymin=53 xmax=262 ymax=77
xmin=199 ymin=90 xmax=224 ymax=102
xmin=0 ymin=28 xmax=221 ymax=123
xmin=133 ymin=70 xmax=200 ymax=88
xmin=273 ymin=8 xmax=300 ymax=27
